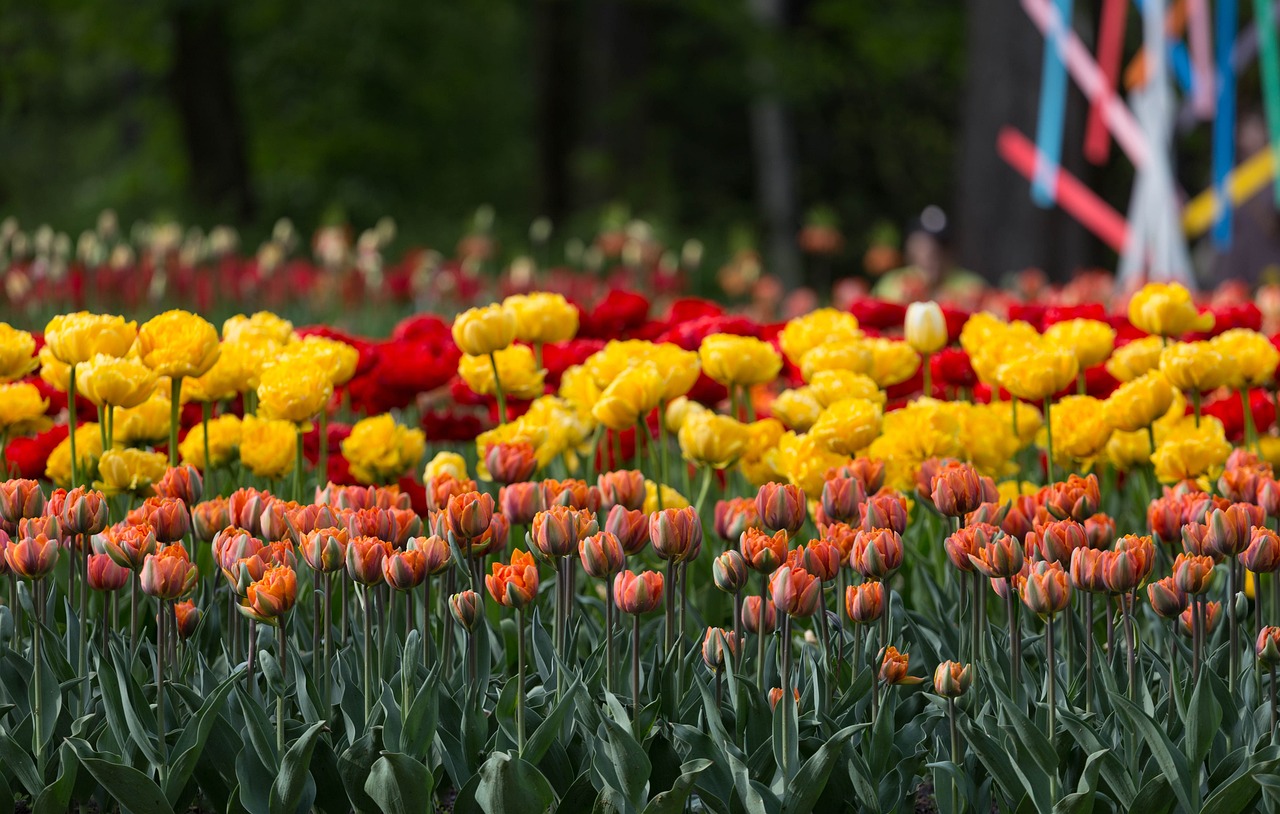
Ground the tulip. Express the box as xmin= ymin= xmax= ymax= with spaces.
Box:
xmin=944 ymin=523 xmax=999 ymax=572
xmin=770 ymin=565 xmax=822 ymax=617
xmin=446 ymin=491 xmax=496 ymax=542
xmin=1114 ymin=534 xmax=1156 ymax=583
xmin=649 ymin=507 xmax=702 ymax=563
xmin=931 ymin=462 xmax=991 ymax=518
xmin=1128 ymin=282 xmax=1214 ymax=337
xmin=1069 ymin=548 xmax=1108 ymax=593
xmin=87 ymin=553 xmax=130 ymax=592
xmin=1148 ymin=577 xmax=1189 ymax=618
xmin=702 ymin=627 xmax=737 ymax=672
xmin=452 ymin=304 xmax=517 ymax=357
xmin=59 ymin=487 xmax=109 ymax=536
xmin=0 ymin=479 xmax=45 ymax=523
xmin=449 ymin=590 xmax=482 ymax=631
xmin=756 ymin=482 xmax=806 ymax=537
xmin=905 ymin=301 xmax=947 ymax=355
xmin=174 ymin=601 xmax=202 ymax=640
xmin=1040 ymin=474 xmax=1101 ymax=522
xmin=101 ymin=522 xmax=160 ymax=571
xmin=383 ymin=549 xmax=428 ymax=591
xmin=860 ymin=492 xmax=909 ymax=534
xmin=239 ymin=565 xmax=298 ymax=624
xmin=499 ymin=482 xmax=541 ymax=526
xmin=1029 ymin=519 xmax=1087 ymax=565
xmin=1102 ymin=550 xmax=1142 ymax=594
xmin=532 ymin=506 xmax=598 ymax=559
xmin=486 ymin=549 xmax=540 ymax=609
xmin=154 ymin=465 xmax=203 ymax=506
xmin=851 ymin=528 xmax=903 ymax=580
xmin=1220 ymin=466 xmax=1263 ymax=505
xmin=139 ymin=544 xmax=199 ymax=600
xmin=259 ymin=500 xmax=301 ymax=543
xmin=968 ymin=532 xmax=1024 ymax=579
xmin=1172 ymin=553 xmax=1215 ymax=595
xmin=1260 ymin=627 xmax=1280 ymax=665
xmin=300 ymin=527 xmax=350 ymax=575
xmin=846 ymin=582 xmax=885 ymax=624
xmin=597 ymin=470 xmax=648 ymax=512
xmin=1181 ymin=522 xmax=1219 ymax=560
xmin=603 ymin=505 xmax=649 ymax=556
xmin=741 ymin=527 xmax=789 ymax=574
xmin=1260 ymin=477 xmax=1280 ymax=519
xmin=5 ymin=533 xmax=59 ymax=580
xmin=426 ymin=474 xmax=479 ymax=513
xmin=579 ymin=532 xmax=625 ymax=579
xmin=1243 ymin=527 xmax=1280 ymax=573
xmin=613 ymin=569 xmax=664 ymax=615
xmin=802 ymin=539 xmax=841 ymax=581
xmin=212 ymin=527 xmax=262 ymax=574
xmin=227 ymin=488 xmax=270 ymax=535
xmin=821 ymin=476 xmax=866 ymax=524
xmin=768 ymin=687 xmax=801 ymax=710
xmin=1021 ymin=561 xmax=1072 ymax=616
xmin=714 ymin=497 xmax=761 ymax=542
xmin=345 ymin=536 xmax=390 ymax=585
xmin=878 ymin=646 xmax=924 ymax=686
xmin=1083 ymin=513 xmax=1116 ymax=550
xmin=933 ymin=660 xmax=973 ymax=698
xmin=184 ymin=500 xmax=223 ymax=545
xmin=540 ymin=478 xmax=600 ymax=512
xmin=1206 ymin=504 xmax=1262 ymax=558
xmin=742 ymin=595 xmax=778 ymax=634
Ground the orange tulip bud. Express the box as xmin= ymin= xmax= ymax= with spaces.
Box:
xmin=87 ymin=553 xmax=130 ymax=592
xmin=426 ymin=474 xmax=479 ymax=513
xmin=449 ymin=590 xmax=482 ymax=630
xmin=613 ymin=569 xmax=664 ymax=615
xmin=702 ymin=627 xmax=737 ymax=671
xmin=714 ymin=497 xmax=761 ymax=542
xmin=879 ymin=646 xmax=924 ymax=685
xmin=409 ymin=534 xmax=453 ymax=575
xmin=154 ymin=465 xmax=203 ymax=505
xmin=1259 ymin=626 xmax=1280 ymax=665
xmin=487 ymin=549 xmax=540 ymax=609
xmin=1242 ymin=527 xmax=1280 ymax=573
xmin=846 ymin=581 xmax=884 ymax=624
xmin=100 ymin=522 xmax=159 ymax=571
xmin=1147 ymin=577 xmax=1189 ymax=618
xmin=1173 ymin=552 xmax=1216 ymax=594
xmin=485 ymin=442 xmax=537 ymax=485
xmin=821 ymin=476 xmax=866 ymax=524
xmin=1205 ymin=503 xmax=1264 ymax=558
xmin=742 ymin=596 xmax=778 ymax=634
xmin=1029 ymin=519 xmax=1087 ymax=565
xmin=139 ymin=544 xmax=199 ymax=600
xmin=128 ymin=497 xmax=191 ymax=543
xmin=227 ymin=487 xmax=271 ymax=535
xmin=1069 ymin=548 xmax=1108 ymax=593
xmin=768 ymin=686 xmax=801 ymax=710
xmin=933 ymin=660 xmax=973 ymax=698
xmin=1020 ymin=561 xmax=1072 ymax=615
xmin=4 ymin=533 xmax=59 ymax=580
xmin=383 ymin=549 xmax=428 ymax=591
xmin=770 ymin=565 xmax=822 ymax=617
xmin=650 ymin=507 xmax=702 ymax=563
xmin=59 ymin=487 xmax=109 ymax=536
xmin=532 ymin=505 xmax=598 ymax=559
xmin=597 ymin=470 xmax=646 ymax=512
xmin=345 ymin=535 xmax=390 ymax=585
xmin=447 ymin=491 xmax=496 ymax=541
xmin=1181 ymin=601 xmax=1221 ymax=637
xmin=944 ymin=523 xmax=999 ymax=573
xmin=191 ymin=498 xmax=231 ymax=543
xmin=240 ymin=564 xmax=298 ymax=623
xmin=741 ymin=527 xmax=789 ymax=574
xmin=802 ymin=539 xmax=841 ymax=581
xmin=499 ymin=482 xmax=542 ymax=526
xmin=0 ymin=479 xmax=45 ymax=523
xmin=579 ymin=531 xmax=625 ymax=579
xmin=1040 ymin=474 xmax=1101 ymax=522
xmin=969 ymin=531 xmax=1024 ymax=580
xmin=540 ymin=478 xmax=600 ymax=512
xmin=860 ymin=492 xmax=909 ymax=534
xmin=930 ymin=461 xmax=993 ymax=518
xmin=851 ymin=528 xmax=903 ymax=580
xmin=174 ymin=600 xmax=202 ymax=639
xmin=301 ymin=527 xmax=350 ymax=573
xmin=756 ymin=482 xmax=807 ymax=536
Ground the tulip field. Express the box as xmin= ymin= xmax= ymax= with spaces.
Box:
xmin=9 ymin=258 xmax=1280 ymax=813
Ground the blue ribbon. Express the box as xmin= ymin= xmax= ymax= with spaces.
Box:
xmin=1213 ymin=0 xmax=1238 ymax=247
xmin=1033 ymin=0 xmax=1074 ymax=207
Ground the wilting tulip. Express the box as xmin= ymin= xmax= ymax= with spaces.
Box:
xmin=447 ymin=492 xmax=496 ymax=541
xmin=712 ymin=551 xmax=749 ymax=595
xmin=301 ymin=527 xmax=349 ymax=573
xmin=0 ymin=479 xmax=45 ymax=523
xmin=532 ymin=506 xmax=598 ymax=559
xmin=129 ymin=497 xmax=190 ymax=543
xmin=860 ymin=492 xmax=909 ymax=534
xmin=597 ymin=470 xmax=646 ymax=511
xmin=540 ymin=478 xmax=600 ymax=512
xmin=1069 ymin=548 xmax=1108 ymax=593
xmin=87 ymin=553 xmax=130 ymax=591
xmin=5 ymin=533 xmax=59 ymax=580
xmin=756 ymin=482 xmax=807 ymax=537
xmin=1181 ymin=601 xmax=1222 ymax=637
xmin=450 ymin=590 xmax=482 ymax=630
xmin=239 ymin=565 xmax=298 ymax=623
xmin=604 ymin=505 xmax=649 ymax=556
xmin=846 ymin=581 xmax=885 ymax=623
xmin=485 ymin=442 xmax=537 ymax=485
xmin=1148 ymin=577 xmax=1189 ymax=618
xmin=174 ymin=601 xmax=202 ymax=639
xmin=1259 ymin=627 xmax=1280 ymax=665
xmin=851 ymin=528 xmax=904 ymax=580
xmin=154 ymin=465 xmax=203 ymax=505
xmin=944 ymin=523 xmax=999 ymax=572
xmin=59 ymin=487 xmax=109 ymax=536
xmin=741 ymin=527 xmax=789 ymax=574
xmin=714 ymin=497 xmax=761 ymax=542
xmin=742 ymin=596 xmax=778 ymax=633
xmin=383 ymin=549 xmax=428 ymax=591
xmin=1173 ymin=552 xmax=1216 ymax=595
xmin=770 ymin=566 xmax=822 ymax=617
xmin=345 ymin=536 xmax=390 ymax=585
xmin=1030 ymin=519 xmax=1087 ymax=565
xmin=933 ymin=661 xmax=973 ymax=698
xmin=101 ymin=522 xmax=159 ymax=571
xmin=650 ymin=507 xmax=702 ymax=563
xmin=702 ymin=627 xmax=737 ymax=671
xmin=879 ymin=646 xmax=924 ymax=685
xmin=579 ymin=532 xmax=625 ymax=579
xmin=1041 ymin=474 xmax=1101 ymax=522
xmin=821 ymin=476 xmax=866 ymax=524
xmin=1243 ymin=527 xmax=1280 ymax=573
xmin=487 ymin=549 xmax=540 ymax=609
xmin=139 ymin=544 xmax=199 ymax=600
xmin=768 ymin=686 xmax=801 ymax=710
xmin=802 ymin=540 xmax=841 ymax=581
xmin=1206 ymin=504 xmax=1262 ymax=558
xmin=930 ymin=462 xmax=990 ymax=518
xmin=968 ymin=532 xmax=1024 ymax=579
xmin=1021 ymin=561 xmax=1072 ymax=615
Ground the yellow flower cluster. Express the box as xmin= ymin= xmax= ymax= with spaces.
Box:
xmin=341 ymin=414 xmax=426 ymax=485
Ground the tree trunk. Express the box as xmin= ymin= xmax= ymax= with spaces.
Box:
xmin=169 ymin=0 xmax=254 ymax=222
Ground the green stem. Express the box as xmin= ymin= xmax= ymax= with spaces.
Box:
xmin=169 ymin=377 xmax=182 ymax=467
xmin=293 ymin=426 xmax=304 ymax=503
xmin=922 ymin=352 xmax=932 ymax=398
xmin=1192 ymin=389 xmax=1201 ymax=428
xmin=756 ymin=576 xmax=767 ymax=692
xmin=157 ymin=598 xmax=168 ymax=786
xmin=1229 ymin=560 xmax=1239 ymax=696
xmin=32 ymin=581 xmax=43 ymax=775
xmin=694 ymin=466 xmax=714 ymax=516
xmin=632 ymin=612 xmax=641 ymax=722
xmin=517 ymin=608 xmax=528 ymax=752
xmin=318 ymin=407 xmax=328 ymax=491
xmin=97 ymin=405 xmax=109 ymax=455
xmin=68 ymin=365 xmax=79 ymax=487
xmin=362 ymin=586 xmax=372 ymax=724
xmin=948 ymin=697 xmax=959 ymax=809
xmin=1242 ymin=388 xmax=1258 ymax=450
xmin=1043 ymin=397 xmax=1055 ymax=484
xmin=489 ymin=352 xmax=508 ymax=425
xmin=79 ymin=536 xmax=89 ymax=714
xmin=202 ymin=402 xmax=214 ymax=495
xmin=780 ymin=614 xmax=794 ymax=779
xmin=1046 ymin=613 xmax=1057 ymax=801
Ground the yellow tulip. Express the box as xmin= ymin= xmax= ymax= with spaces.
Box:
xmin=799 ymin=342 xmax=872 ymax=381
xmin=38 ymin=345 xmax=71 ymax=392
xmin=179 ymin=414 xmax=242 ymax=471
xmin=1044 ymin=394 xmax=1112 ymax=465
xmin=807 ymin=370 xmax=885 ymax=409
xmin=699 ymin=335 xmax=781 ymax=387
xmin=451 ymin=305 xmax=516 ymax=356
xmin=1104 ymin=336 xmax=1164 ymax=382
xmin=663 ymin=396 xmax=708 ymax=434
xmin=0 ymin=383 xmax=52 ymax=437
xmin=778 ymin=308 xmax=861 ymax=365
xmin=76 ymin=354 xmax=156 ymax=409
xmin=222 ymin=312 xmax=295 ymax=345
xmin=1211 ymin=328 xmax=1279 ymax=389
xmin=112 ymin=390 xmax=172 ymax=446
xmin=459 ymin=345 xmax=546 ymax=400
xmin=424 ymin=451 xmax=469 ymax=483
xmin=650 ymin=344 xmax=702 ymax=401
xmin=770 ymin=387 xmax=823 ymax=431
xmin=0 ymin=324 xmax=38 ymax=383
xmin=1151 ymin=417 xmax=1232 ymax=483
xmin=136 ymin=310 xmax=221 ymax=379
xmin=43 ymin=312 xmax=137 ymax=366
xmin=1106 ymin=429 xmax=1154 ymax=471
xmin=1128 ymin=282 xmax=1214 ymax=337
xmin=1043 ymin=318 xmax=1116 ymax=369
xmin=592 ymin=362 xmax=664 ymax=430
xmin=341 ymin=413 xmax=426 ymax=484
xmin=866 ymin=337 xmax=922 ymax=387
xmin=997 ymin=345 xmax=1078 ymax=402
xmin=503 ymin=292 xmax=579 ymax=344
xmin=257 ymin=362 xmax=333 ymax=424
xmin=678 ymin=411 xmax=752 ymax=469
xmin=809 ymin=398 xmax=882 ymax=455
xmin=1104 ymin=371 xmax=1175 ymax=432
xmin=275 ymin=336 xmax=360 ymax=386
xmin=771 ymin=431 xmax=852 ymax=496
xmin=95 ymin=448 xmax=169 ymax=495
xmin=183 ymin=342 xmax=258 ymax=403
xmin=240 ymin=414 xmax=298 ymax=480
xmin=1159 ymin=342 xmax=1229 ymax=394
xmin=45 ymin=423 xmax=104 ymax=487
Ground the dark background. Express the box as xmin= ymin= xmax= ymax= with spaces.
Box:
xmin=0 ymin=0 xmax=1227 ymax=286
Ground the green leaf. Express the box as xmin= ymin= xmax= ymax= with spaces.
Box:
xmin=474 ymin=751 xmax=555 ymax=814
xmin=66 ymin=738 xmax=175 ymax=814
xmin=269 ymin=721 xmax=328 ymax=814
xmin=398 ymin=667 xmax=439 ymax=761
xmin=29 ymin=638 xmax=59 ymax=756
xmin=959 ymin=718 xmax=1047 ymax=814
xmin=0 ymin=729 xmax=42 ymax=798
xmin=337 ymin=726 xmax=382 ymax=814
xmin=523 ymin=675 xmax=579 ymax=765
xmin=100 ymin=650 xmax=162 ymax=767
xmin=364 ymin=752 xmax=435 ymax=814
xmin=164 ymin=667 xmax=244 ymax=805
xmin=236 ymin=686 xmax=280 ymax=771
xmin=641 ymin=758 xmax=712 ymax=814
xmin=992 ymin=686 xmax=1057 ymax=778
xmin=31 ymin=741 xmax=77 ymax=814
xmin=780 ymin=725 xmax=858 ymax=814
xmin=235 ymin=744 xmax=275 ymax=814
xmin=1112 ymin=694 xmax=1196 ymax=814
xmin=1201 ymin=767 xmax=1260 ymax=814
xmin=1186 ymin=675 xmax=1222 ymax=769
xmin=598 ymin=715 xmax=652 ymax=811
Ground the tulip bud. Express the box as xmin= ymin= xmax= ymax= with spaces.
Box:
xmin=346 ymin=535 xmax=390 ymax=585
xmin=1040 ymin=474 xmax=1101 ymax=522
xmin=845 ymin=581 xmax=884 ymax=623
xmin=540 ymin=478 xmax=600 ymax=512
xmin=905 ymin=301 xmax=947 ymax=354
xmin=102 ymin=522 xmax=160 ymax=571
xmin=860 ymin=492 xmax=908 ymax=534
xmin=712 ymin=549 xmax=749 ymax=593
xmin=1242 ymin=527 xmax=1280 ymax=573
xmin=1173 ymin=552 xmax=1215 ymax=594
xmin=191 ymin=498 xmax=231 ymax=543
xmin=129 ymin=497 xmax=191 ymax=543
xmin=714 ymin=497 xmax=761 ymax=542
xmin=301 ymin=527 xmax=349 ymax=573
xmin=741 ymin=527 xmax=789 ymax=574
xmin=802 ymin=540 xmax=841 ymax=581
xmin=475 ymin=513 xmax=510 ymax=557
xmin=408 ymin=534 xmax=452 ymax=575
xmin=851 ymin=528 xmax=903 ymax=580
xmin=968 ymin=531 xmax=1024 ymax=579
xmin=212 ymin=527 xmax=261 ymax=575
xmin=768 ymin=686 xmax=800 ymax=711
xmin=174 ymin=600 xmax=202 ymax=639
xmin=154 ymin=465 xmax=203 ymax=505
xmin=227 ymin=488 xmax=270 ymax=535
xmin=579 ymin=532 xmax=625 ymax=579
xmin=447 ymin=492 xmax=496 ymax=541
xmin=1181 ymin=522 xmax=1219 ymax=559
xmin=755 ymin=482 xmax=807 ymax=537
xmin=820 ymin=521 xmax=858 ymax=561
xmin=741 ymin=596 xmax=778 ymax=634
xmin=87 ymin=553 xmax=130 ymax=592
xmin=1114 ymin=534 xmax=1156 ymax=584
xmin=834 ymin=458 xmax=886 ymax=495
xmin=1020 ymin=561 xmax=1072 ymax=616
xmin=139 ymin=544 xmax=199 ymax=600
xmin=597 ymin=470 xmax=647 ymax=512
xmin=1069 ymin=548 xmax=1108 ymax=593
xmin=60 ymin=487 xmax=109 ymax=536
xmin=878 ymin=646 xmax=923 ymax=685
xmin=1147 ymin=495 xmax=1184 ymax=543
xmin=0 ymin=479 xmax=45 ymax=523
xmin=239 ymin=564 xmax=298 ymax=623
xmin=821 ymin=476 xmax=866 ymax=524
xmin=613 ymin=569 xmax=664 ymax=615
xmin=5 ymin=533 xmax=59 ymax=580
xmin=1083 ymin=513 xmax=1116 ymax=550
xmin=930 ymin=462 xmax=991 ymax=518
xmin=1147 ymin=577 xmax=1189 ymax=618
xmin=944 ymin=523 xmax=999 ymax=573
xmin=650 ymin=507 xmax=702 ymax=563
xmin=1259 ymin=477 xmax=1280 ymax=519
xmin=1219 ymin=467 xmax=1261 ymax=504
xmin=532 ymin=506 xmax=598 ymax=559
xmin=485 ymin=442 xmax=537 ymax=485
xmin=770 ymin=565 xmax=822 ymax=617
xmin=486 ymin=549 xmax=540 ymax=609
xmin=932 ymin=660 xmax=973 ymax=698
xmin=1206 ymin=504 xmax=1264 ymax=558
xmin=604 ymin=505 xmax=649 ymax=556
xmin=701 ymin=627 xmax=737 ymax=671
xmin=1181 ymin=601 xmax=1222 ymax=637
xmin=1259 ymin=626 xmax=1280 ymax=665
xmin=383 ymin=549 xmax=427 ymax=591
xmin=1101 ymin=550 xmax=1141 ymax=594
xmin=1029 ymin=519 xmax=1087 ymax=565
xmin=449 ymin=590 xmax=482 ymax=631
xmin=499 ymin=482 xmax=541 ymax=526
xmin=259 ymin=500 xmax=301 ymax=543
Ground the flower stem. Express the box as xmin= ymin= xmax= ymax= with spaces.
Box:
xmin=605 ymin=589 xmax=615 ymax=694
xmin=948 ymin=696 xmax=960 ymax=806
xmin=1229 ymin=560 xmax=1239 ymax=695
xmin=157 ymin=599 xmax=168 ymax=786
xmin=79 ymin=537 xmax=89 ymax=714
xmin=489 ymin=352 xmax=507 ymax=425
xmin=169 ymin=376 xmax=182 ymax=467
xmin=1043 ymin=397 xmax=1054 ymax=484
xmin=293 ymin=426 xmax=304 ymax=503
xmin=1046 ymin=613 xmax=1057 ymax=800
xmin=201 ymin=402 xmax=214 ymax=495
xmin=362 ymin=586 xmax=372 ymax=724
xmin=32 ymin=582 xmax=44 ymax=774
xmin=277 ymin=615 xmax=288 ymax=756
xmin=517 ymin=607 xmax=528 ymax=753
xmin=780 ymin=613 xmax=794 ymax=780
xmin=923 ymin=352 xmax=932 ymax=398
xmin=631 ymin=613 xmax=641 ymax=722
xmin=318 ymin=407 xmax=328 ymax=491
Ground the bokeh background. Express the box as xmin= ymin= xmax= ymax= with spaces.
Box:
xmin=0 ymin=0 xmax=1239 ymax=285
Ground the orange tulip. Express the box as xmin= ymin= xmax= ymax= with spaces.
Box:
xmin=128 ymin=496 xmax=191 ymax=543
xmin=240 ymin=564 xmax=298 ymax=624
xmin=0 ymin=479 xmax=45 ymax=523
xmin=154 ymin=465 xmax=204 ymax=505
xmin=597 ymin=470 xmax=647 ymax=512
xmin=59 ymin=486 xmax=109 ymax=536
xmin=346 ymin=535 xmax=390 ymax=585
xmin=846 ymin=581 xmax=884 ymax=623
xmin=446 ymin=491 xmax=496 ymax=541
xmin=139 ymin=544 xmax=199 ymax=600
xmin=485 ymin=442 xmax=537 ymax=485
xmin=383 ymin=549 xmax=428 ymax=591
xmin=87 ymin=553 xmax=130 ymax=592
xmin=487 ymin=549 xmax=540 ymax=609
xmin=301 ymin=527 xmax=350 ymax=573
xmin=613 ymin=569 xmax=663 ymax=615
xmin=879 ymin=646 xmax=924 ymax=685
xmin=756 ymin=482 xmax=806 ymax=536
xmin=174 ymin=600 xmax=203 ymax=639
xmin=741 ymin=527 xmax=789 ymax=574
xmin=100 ymin=521 xmax=159 ymax=571
xmin=4 ymin=533 xmax=59 ymax=580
